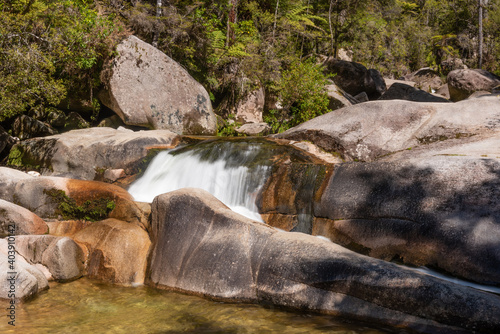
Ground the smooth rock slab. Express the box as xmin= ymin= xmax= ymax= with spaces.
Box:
xmin=148 ymin=188 xmax=500 ymax=333
xmin=276 ymin=96 xmax=500 ymax=161
xmin=8 ymin=127 xmax=180 ymax=180
xmin=73 ymin=219 xmax=151 ymax=286
xmin=314 ymin=156 xmax=500 ymax=286
xmin=0 ymin=199 xmax=48 ymax=237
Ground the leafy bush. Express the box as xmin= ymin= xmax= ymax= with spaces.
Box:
xmin=0 ymin=0 xmax=121 ymax=123
xmin=270 ymin=59 xmax=330 ymax=132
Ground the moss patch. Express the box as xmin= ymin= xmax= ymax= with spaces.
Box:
xmin=7 ymin=145 xmax=24 ymax=167
xmin=43 ymin=189 xmax=116 ymax=221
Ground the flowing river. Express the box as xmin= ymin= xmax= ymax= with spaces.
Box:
xmin=128 ymin=138 xmax=311 ymax=221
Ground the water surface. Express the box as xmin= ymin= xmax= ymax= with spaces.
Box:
xmin=0 ymin=278 xmax=397 ymax=333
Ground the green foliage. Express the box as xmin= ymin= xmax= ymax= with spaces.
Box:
xmin=2 ymin=0 xmax=500 ymax=131
xmin=216 ymin=115 xmax=243 ymax=137
xmin=0 ymin=0 xmax=121 ymax=122
xmin=263 ymin=109 xmax=291 ymax=134
xmin=43 ymin=188 xmax=115 ymax=221
xmin=274 ymin=59 xmax=330 ymax=128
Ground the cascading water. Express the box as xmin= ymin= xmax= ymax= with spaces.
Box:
xmin=128 ymin=139 xmax=275 ymax=222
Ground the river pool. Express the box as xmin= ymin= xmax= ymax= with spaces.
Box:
xmin=0 ymin=278 xmax=405 ymax=333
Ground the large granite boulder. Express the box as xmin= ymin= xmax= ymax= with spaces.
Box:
xmin=322 ymin=59 xmax=386 ymax=100
xmin=7 ymin=127 xmax=180 ymax=180
xmin=12 ymin=115 xmax=58 ymax=140
xmin=73 ymin=218 xmax=151 ymax=286
xmin=378 ymin=82 xmax=450 ymax=103
xmin=148 ymin=188 xmax=500 ymax=333
xmin=0 ymin=168 xmax=147 ymax=226
xmin=0 ymin=199 xmax=48 ymax=237
xmin=275 ymin=95 xmax=500 ymax=162
xmin=99 ymin=35 xmax=217 ymax=135
xmin=403 ymin=67 xmax=443 ymax=92
xmin=447 ymin=69 xmax=500 ymax=102
xmin=313 ymin=155 xmax=500 ymax=286
xmin=0 ymin=125 xmax=17 ymax=159
xmin=234 ymin=88 xmax=265 ymax=124
xmin=14 ymin=235 xmax=85 ymax=281
xmin=0 ymin=239 xmax=49 ymax=301
xmin=325 ymin=83 xmax=355 ymax=110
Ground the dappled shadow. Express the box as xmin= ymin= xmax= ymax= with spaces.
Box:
xmin=315 ymin=157 xmax=500 ymax=286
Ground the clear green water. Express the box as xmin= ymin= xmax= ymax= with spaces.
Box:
xmin=0 ymin=278 xmax=397 ymax=334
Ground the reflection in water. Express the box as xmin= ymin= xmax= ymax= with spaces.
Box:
xmin=0 ymin=278 xmax=394 ymax=334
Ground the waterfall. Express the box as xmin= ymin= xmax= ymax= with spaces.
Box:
xmin=128 ymin=140 xmax=273 ymax=222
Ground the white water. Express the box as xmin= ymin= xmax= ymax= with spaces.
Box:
xmin=128 ymin=145 xmax=270 ymax=222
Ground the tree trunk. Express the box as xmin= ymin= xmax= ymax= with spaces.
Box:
xmin=226 ymin=0 xmax=239 ymax=47
xmin=152 ymin=0 xmax=162 ymax=48
xmin=273 ymin=0 xmax=280 ymax=40
xmin=478 ymin=0 xmax=483 ymax=69
xmin=329 ymin=0 xmax=334 ymax=56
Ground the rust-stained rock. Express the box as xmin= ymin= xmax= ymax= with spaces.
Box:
xmin=0 ymin=168 xmax=148 ymax=227
xmin=257 ymin=163 xmax=331 ymax=233
xmin=47 ymin=220 xmax=93 ymax=236
xmin=73 ymin=218 xmax=151 ymax=286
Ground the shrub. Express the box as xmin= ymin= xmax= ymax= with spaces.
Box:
xmin=270 ymin=59 xmax=330 ymax=132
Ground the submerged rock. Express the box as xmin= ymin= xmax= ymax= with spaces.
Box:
xmin=148 ymin=188 xmax=500 ymax=333
xmin=99 ymin=35 xmax=217 ymax=135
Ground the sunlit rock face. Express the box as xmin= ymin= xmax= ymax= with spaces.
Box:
xmin=447 ymin=69 xmax=500 ymax=101
xmin=99 ymin=35 xmax=217 ymax=135
xmin=8 ymin=127 xmax=180 ymax=180
xmin=72 ymin=218 xmax=151 ymax=286
xmin=275 ymin=96 xmax=500 ymax=162
xmin=0 ymin=167 xmax=147 ymax=228
xmin=0 ymin=199 xmax=48 ymax=237
xmin=148 ymin=188 xmax=500 ymax=333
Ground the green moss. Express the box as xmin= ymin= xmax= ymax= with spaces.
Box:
xmin=43 ymin=189 xmax=115 ymax=221
xmin=7 ymin=145 xmax=23 ymax=167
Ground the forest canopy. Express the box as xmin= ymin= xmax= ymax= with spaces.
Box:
xmin=1 ymin=0 xmax=499 ymax=127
